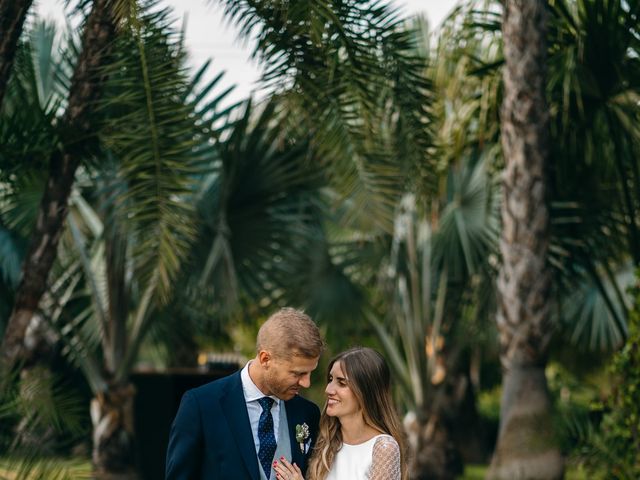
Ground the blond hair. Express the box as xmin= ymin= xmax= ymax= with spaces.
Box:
xmin=307 ymin=347 xmax=408 ymax=480
xmin=256 ymin=307 xmax=324 ymax=359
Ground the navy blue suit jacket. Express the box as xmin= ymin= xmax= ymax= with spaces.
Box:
xmin=165 ymin=371 xmax=320 ymax=480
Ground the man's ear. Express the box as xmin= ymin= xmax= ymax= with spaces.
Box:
xmin=258 ymin=350 xmax=271 ymax=367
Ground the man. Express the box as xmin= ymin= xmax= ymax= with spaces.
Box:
xmin=166 ymin=308 xmax=324 ymax=480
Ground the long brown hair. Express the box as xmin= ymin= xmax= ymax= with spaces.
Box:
xmin=306 ymin=347 xmax=408 ymax=480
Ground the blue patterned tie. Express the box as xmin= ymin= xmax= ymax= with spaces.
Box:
xmin=257 ymin=397 xmax=276 ymax=478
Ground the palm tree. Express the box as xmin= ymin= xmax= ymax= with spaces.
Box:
xmin=488 ymin=0 xmax=564 ymax=477
xmin=49 ymin=86 xmax=331 ymax=475
xmin=428 ymin=1 xmax=639 ymax=474
xmin=456 ymin=0 xmax=640 ymax=350
xmin=546 ymin=0 xmax=640 ymax=350
xmin=2 ymin=0 xmax=435 ymax=376
xmin=1 ymin=4 xmax=234 ymax=475
xmin=2 ymin=2 xmax=436 ymax=473
xmin=145 ymin=96 xmax=329 ymax=351
xmin=1 ymin=0 xmax=117 ymax=369
xmin=217 ymin=0 xmax=434 ymax=231
xmin=0 ymin=0 xmax=34 ymax=107
xmin=0 ymin=17 xmax=68 ymax=337
xmin=369 ymin=153 xmax=498 ymax=479
xmin=354 ymin=14 xmax=501 ymax=478
xmin=66 ymin=14 xmax=232 ymax=477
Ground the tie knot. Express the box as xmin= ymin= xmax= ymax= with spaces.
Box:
xmin=258 ymin=396 xmax=274 ymax=411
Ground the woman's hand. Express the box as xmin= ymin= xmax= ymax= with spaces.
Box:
xmin=273 ymin=456 xmax=304 ymax=480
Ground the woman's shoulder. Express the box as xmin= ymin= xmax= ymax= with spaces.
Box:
xmin=368 ymin=434 xmax=401 ymax=479
xmin=372 ymin=434 xmax=400 ymax=458
xmin=372 ymin=434 xmax=399 ymax=451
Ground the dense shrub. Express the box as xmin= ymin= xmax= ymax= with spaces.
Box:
xmin=582 ymin=272 xmax=640 ymax=479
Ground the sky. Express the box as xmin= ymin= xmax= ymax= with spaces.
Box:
xmin=34 ymin=0 xmax=459 ymax=103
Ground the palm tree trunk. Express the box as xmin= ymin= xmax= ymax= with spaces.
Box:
xmin=488 ymin=1 xmax=564 ymax=479
xmin=90 ymin=383 xmax=138 ymax=479
xmin=0 ymin=0 xmax=116 ymax=368
xmin=405 ymin=365 xmax=470 ymax=480
xmin=0 ymin=0 xmax=33 ymax=108
xmin=405 ymin=411 xmax=462 ymax=480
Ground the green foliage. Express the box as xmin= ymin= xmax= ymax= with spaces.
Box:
xmin=545 ymin=0 xmax=640 ymax=350
xmin=370 ymin=159 xmax=498 ymax=416
xmin=545 ymin=362 xmax=602 ymax=457
xmin=477 ymin=386 xmax=501 ymax=425
xmin=459 ymin=464 xmax=487 ymax=479
xmin=219 ymin=0 xmax=434 ymax=230
xmin=97 ymin=2 xmax=212 ymax=305
xmin=141 ymin=97 xmax=336 ymax=363
xmin=456 ymin=463 xmax=596 ymax=479
xmin=447 ymin=0 xmax=638 ymax=352
xmin=0 ymin=17 xmax=71 ymax=356
xmin=578 ymin=272 xmax=640 ymax=478
xmin=0 ymin=367 xmax=89 ymax=479
xmin=0 ymin=458 xmax=90 ymax=480
xmin=0 ymin=25 xmax=62 ymax=177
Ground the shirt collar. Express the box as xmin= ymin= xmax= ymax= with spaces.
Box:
xmin=241 ymin=360 xmax=281 ymax=405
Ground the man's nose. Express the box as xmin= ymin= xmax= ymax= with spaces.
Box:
xmin=298 ymin=373 xmax=311 ymax=388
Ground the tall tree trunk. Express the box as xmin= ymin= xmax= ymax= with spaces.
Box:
xmin=0 ymin=0 xmax=33 ymax=108
xmin=405 ymin=374 xmax=468 ymax=480
xmin=91 ymin=382 xmax=137 ymax=479
xmin=488 ymin=1 xmax=564 ymax=479
xmin=0 ymin=0 xmax=116 ymax=368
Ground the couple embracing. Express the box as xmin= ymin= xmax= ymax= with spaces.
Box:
xmin=165 ymin=308 xmax=407 ymax=480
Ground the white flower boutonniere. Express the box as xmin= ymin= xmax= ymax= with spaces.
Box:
xmin=295 ymin=423 xmax=310 ymax=453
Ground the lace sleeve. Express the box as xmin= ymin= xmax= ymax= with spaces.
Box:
xmin=367 ymin=435 xmax=401 ymax=480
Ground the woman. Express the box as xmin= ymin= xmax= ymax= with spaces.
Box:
xmin=274 ymin=347 xmax=407 ymax=480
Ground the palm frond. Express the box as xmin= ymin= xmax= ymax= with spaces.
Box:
xmin=547 ymin=0 xmax=640 ymax=265
xmin=192 ymin=98 xmax=322 ymax=312
xmin=27 ymin=19 xmax=68 ymax=112
xmin=433 ymin=156 xmax=498 ymax=279
xmin=0 ymin=37 xmax=60 ymax=177
xmin=559 ymin=263 xmax=634 ymax=351
xmin=45 ymin=242 xmax=106 ymax=393
xmin=97 ymin=1 xmax=213 ymax=304
xmin=217 ymin=0 xmax=435 ymax=230
xmin=440 ymin=0 xmax=639 ymax=354
xmin=0 ymin=173 xmax=47 ymax=238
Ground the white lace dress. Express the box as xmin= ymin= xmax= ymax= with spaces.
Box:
xmin=326 ymin=434 xmax=401 ymax=480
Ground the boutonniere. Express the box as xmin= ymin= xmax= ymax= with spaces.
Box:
xmin=295 ymin=423 xmax=310 ymax=453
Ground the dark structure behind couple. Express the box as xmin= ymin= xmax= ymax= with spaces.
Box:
xmin=165 ymin=307 xmax=406 ymax=480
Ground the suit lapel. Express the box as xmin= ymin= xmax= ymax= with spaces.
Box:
xmin=220 ymin=373 xmax=261 ymax=480
xmin=284 ymin=401 xmax=305 ymax=469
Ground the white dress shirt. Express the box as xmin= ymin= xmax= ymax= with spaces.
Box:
xmin=241 ymin=361 xmax=281 ymax=457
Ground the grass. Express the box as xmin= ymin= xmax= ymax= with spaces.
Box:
xmin=0 ymin=457 xmax=91 ymax=479
xmin=0 ymin=458 xmax=598 ymax=479
xmin=457 ymin=463 xmax=593 ymax=479
xmin=459 ymin=464 xmax=486 ymax=479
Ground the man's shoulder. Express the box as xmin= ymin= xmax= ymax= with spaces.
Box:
xmin=185 ymin=370 xmax=241 ymax=399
